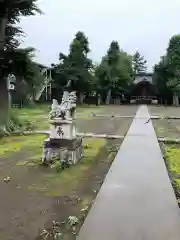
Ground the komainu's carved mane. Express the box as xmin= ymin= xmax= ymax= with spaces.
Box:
xmin=49 ymin=92 xmax=77 ymax=120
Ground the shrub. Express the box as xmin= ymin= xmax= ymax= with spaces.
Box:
xmin=55 ymin=161 xmax=62 ymax=173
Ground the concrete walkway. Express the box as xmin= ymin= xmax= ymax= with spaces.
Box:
xmin=78 ymin=105 xmax=180 ymax=240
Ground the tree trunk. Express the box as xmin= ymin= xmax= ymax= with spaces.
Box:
xmin=79 ymin=92 xmax=85 ymax=104
xmin=0 ymin=76 xmax=9 ymax=128
xmin=0 ymin=16 xmax=9 ymax=129
xmin=173 ymin=93 xmax=179 ymax=107
xmin=97 ymin=94 xmax=101 ymax=106
xmin=105 ymin=89 xmax=111 ymax=105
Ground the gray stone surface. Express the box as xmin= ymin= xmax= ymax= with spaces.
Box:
xmin=77 ymin=105 xmax=180 ymax=240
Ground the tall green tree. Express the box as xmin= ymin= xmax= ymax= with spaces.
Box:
xmin=105 ymin=41 xmax=121 ymax=104
xmin=153 ymin=55 xmax=172 ymax=103
xmin=95 ymin=41 xmax=133 ymax=104
xmin=0 ymin=0 xmax=41 ymax=128
xmin=10 ymin=47 xmax=44 ymax=103
xmin=55 ymin=31 xmax=93 ymax=103
xmin=166 ymin=35 xmax=180 ymax=106
xmin=132 ymin=51 xmax=147 ymax=75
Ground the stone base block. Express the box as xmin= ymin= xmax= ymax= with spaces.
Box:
xmin=42 ymin=138 xmax=83 ymax=165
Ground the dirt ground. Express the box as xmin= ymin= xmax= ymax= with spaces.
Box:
xmin=0 ymin=105 xmax=137 ymax=240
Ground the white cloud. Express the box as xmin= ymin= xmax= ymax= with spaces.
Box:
xmin=19 ymin=0 xmax=180 ymax=70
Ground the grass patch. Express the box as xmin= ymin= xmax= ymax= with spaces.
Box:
xmin=12 ymin=105 xmax=49 ymax=131
xmin=45 ymin=138 xmax=106 ymax=196
xmin=26 ymin=138 xmax=106 ymax=196
xmin=156 ymin=127 xmax=165 ymax=135
xmin=165 ymin=146 xmax=180 ymax=189
xmin=0 ymin=135 xmax=46 ymax=157
xmin=153 ymin=121 xmax=165 ymax=136
xmin=76 ymin=115 xmax=92 ymax=120
xmin=12 ymin=104 xmax=102 ymax=131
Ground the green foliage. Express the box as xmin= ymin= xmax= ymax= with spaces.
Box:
xmin=53 ymin=31 xmax=93 ymax=93
xmin=95 ymin=41 xmax=133 ymax=96
xmin=0 ymin=0 xmax=41 ymax=50
xmin=167 ymin=35 xmax=180 ymax=68
xmin=154 ymin=35 xmax=180 ymax=100
xmin=0 ymin=0 xmax=42 ymax=129
xmin=153 ymin=56 xmax=172 ymax=99
xmin=52 ymin=37 xmax=135 ymax=102
xmin=55 ymin=161 xmax=62 ymax=173
xmin=0 ymin=0 xmax=41 ymax=72
xmin=0 ymin=134 xmax=45 ymax=156
xmin=107 ymin=41 xmax=120 ymax=65
xmin=165 ymin=146 xmax=180 ymax=190
xmin=10 ymin=47 xmax=45 ymax=103
xmin=132 ymin=51 xmax=147 ymax=75
xmin=167 ymin=74 xmax=180 ymax=93
xmin=166 ymin=35 xmax=180 ymax=94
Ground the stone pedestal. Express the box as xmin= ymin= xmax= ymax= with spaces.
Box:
xmin=49 ymin=119 xmax=76 ymax=140
xmin=42 ymin=137 xmax=83 ymax=165
xmin=42 ymin=118 xmax=83 ymax=165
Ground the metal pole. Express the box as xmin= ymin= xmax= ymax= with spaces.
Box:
xmin=45 ymin=69 xmax=48 ymax=101
xmin=49 ymin=68 xmax=52 ymax=100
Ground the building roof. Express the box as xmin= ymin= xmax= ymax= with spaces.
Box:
xmin=33 ymin=61 xmax=52 ymax=70
xmin=135 ymin=72 xmax=153 ymax=77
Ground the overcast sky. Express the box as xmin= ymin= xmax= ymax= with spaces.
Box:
xmin=19 ymin=0 xmax=180 ymax=71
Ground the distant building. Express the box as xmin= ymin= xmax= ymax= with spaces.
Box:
xmin=134 ymin=73 xmax=153 ymax=85
xmin=131 ymin=73 xmax=157 ymax=104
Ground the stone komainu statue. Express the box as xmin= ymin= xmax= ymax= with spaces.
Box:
xmin=49 ymin=91 xmax=77 ymax=120
xmin=42 ymin=91 xmax=83 ymax=167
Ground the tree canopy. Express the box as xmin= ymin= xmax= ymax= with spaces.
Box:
xmin=54 ymin=31 xmax=93 ymax=96
xmin=132 ymin=51 xmax=147 ymax=75
xmin=10 ymin=47 xmax=44 ymax=103
xmin=0 ymin=0 xmax=41 ymax=62
xmin=0 ymin=0 xmax=41 ymax=128
xmin=95 ymin=41 xmax=133 ymax=103
xmin=52 ymin=39 xmax=134 ymax=104
xmin=154 ymin=35 xmax=180 ymax=105
xmin=166 ymin=35 xmax=180 ymax=95
xmin=153 ymin=56 xmax=171 ymax=100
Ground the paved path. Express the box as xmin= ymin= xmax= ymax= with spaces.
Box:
xmin=78 ymin=105 xmax=180 ymax=240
